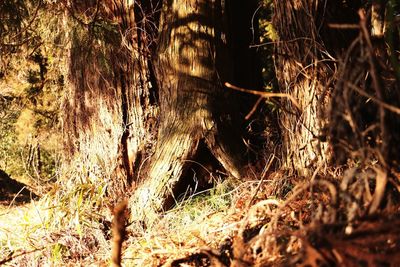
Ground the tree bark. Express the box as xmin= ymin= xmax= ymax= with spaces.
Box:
xmin=63 ymin=0 xmax=157 ymax=198
xmin=130 ymin=0 xmax=258 ymax=221
xmin=273 ymin=0 xmax=334 ymax=175
xmin=371 ymin=0 xmax=387 ymax=38
xmin=64 ymin=0 xmax=259 ymax=218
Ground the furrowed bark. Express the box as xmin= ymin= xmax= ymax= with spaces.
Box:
xmin=273 ymin=0 xmax=334 ymax=175
xmin=130 ymin=0 xmax=256 ymax=221
xmin=64 ymin=0 xmax=157 ymax=199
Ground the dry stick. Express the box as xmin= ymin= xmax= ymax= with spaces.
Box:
xmin=327 ymin=23 xmax=359 ymax=29
xmin=246 ymin=154 xmax=275 ymax=209
xmin=369 ymin=167 xmax=388 ymax=214
xmin=346 ymin=82 xmax=400 ymax=115
xmin=0 ymin=248 xmax=43 ymax=265
xmin=359 ymin=10 xmax=389 ymax=163
xmin=111 ymin=200 xmax=128 ymax=267
xmin=359 ymin=10 xmax=389 ymax=214
xmin=225 ymin=82 xmax=301 ymax=110
xmin=245 ymin=96 xmax=263 ymax=120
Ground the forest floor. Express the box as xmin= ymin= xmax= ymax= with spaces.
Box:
xmin=1 ymin=169 xmax=400 ymax=266
xmin=0 ymin=203 xmax=30 ymax=244
xmin=0 ymin=173 xmax=42 ymax=266
xmin=0 ymin=171 xmax=36 ymax=242
xmin=0 ymin=170 xmax=38 ymax=206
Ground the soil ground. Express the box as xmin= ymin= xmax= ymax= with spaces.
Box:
xmin=0 ymin=170 xmax=38 ymax=206
xmin=0 ymin=169 xmax=39 ymax=241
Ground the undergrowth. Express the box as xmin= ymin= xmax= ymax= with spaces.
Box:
xmin=1 ymin=157 xmax=400 ymax=266
xmin=0 ymin=160 xmax=258 ymax=266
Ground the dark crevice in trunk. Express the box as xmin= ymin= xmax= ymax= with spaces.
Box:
xmin=227 ymin=0 xmax=263 ymax=90
xmin=118 ymin=71 xmax=133 ymax=184
xmin=147 ymin=60 xmax=159 ymax=106
xmin=132 ymin=151 xmax=143 ymax=182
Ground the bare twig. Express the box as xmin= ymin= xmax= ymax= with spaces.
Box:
xmin=0 ymin=248 xmax=43 ymax=265
xmin=369 ymin=167 xmax=387 ymax=214
xmin=111 ymin=200 xmax=128 ymax=267
xmin=359 ymin=10 xmax=389 ymax=162
xmin=245 ymin=96 xmax=263 ymax=120
xmin=225 ymin=82 xmax=301 ymax=110
xmin=346 ymin=82 xmax=400 ymax=115
xmin=246 ymin=154 xmax=275 ymax=209
xmin=327 ymin=23 xmax=359 ymax=29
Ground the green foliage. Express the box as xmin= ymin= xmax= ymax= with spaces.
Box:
xmin=0 ymin=0 xmax=66 ymax=186
xmin=258 ymin=0 xmax=278 ymax=90
xmin=163 ymin=178 xmax=238 ymax=228
xmin=0 ymin=96 xmax=23 ymax=176
xmin=386 ymin=0 xmax=400 ymax=82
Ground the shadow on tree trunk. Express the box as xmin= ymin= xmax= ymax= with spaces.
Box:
xmin=129 ymin=0 xmax=261 ymax=224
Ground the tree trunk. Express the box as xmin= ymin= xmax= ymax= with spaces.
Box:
xmin=63 ymin=0 xmax=157 ymax=199
xmin=64 ymin=0 xmax=259 ymax=217
xmin=130 ymin=0 xmax=259 ymax=221
xmin=371 ymin=0 xmax=387 ymax=38
xmin=273 ymin=0 xmax=336 ymax=175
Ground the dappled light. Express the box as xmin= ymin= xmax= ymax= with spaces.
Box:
xmin=1 ymin=0 xmax=400 ymax=266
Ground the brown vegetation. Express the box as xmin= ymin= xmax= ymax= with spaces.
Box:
xmin=1 ymin=0 xmax=400 ymax=266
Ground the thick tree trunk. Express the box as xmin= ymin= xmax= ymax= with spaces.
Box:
xmin=273 ymin=1 xmax=335 ymax=175
xmin=273 ymin=0 xmax=379 ymax=175
xmin=64 ymin=0 xmax=259 ymax=218
xmin=131 ymin=0 xmax=258 ymax=221
xmin=63 ymin=0 xmax=157 ymax=198
xmin=371 ymin=0 xmax=387 ymax=38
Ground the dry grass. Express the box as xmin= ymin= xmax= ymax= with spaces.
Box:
xmin=124 ymin=178 xmax=248 ymax=266
xmin=0 ymin=165 xmax=274 ymax=266
xmin=0 ymin=155 xmax=113 ymax=266
xmin=1 ymin=159 xmax=400 ymax=266
xmin=2 ymin=1 xmax=400 ymax=267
